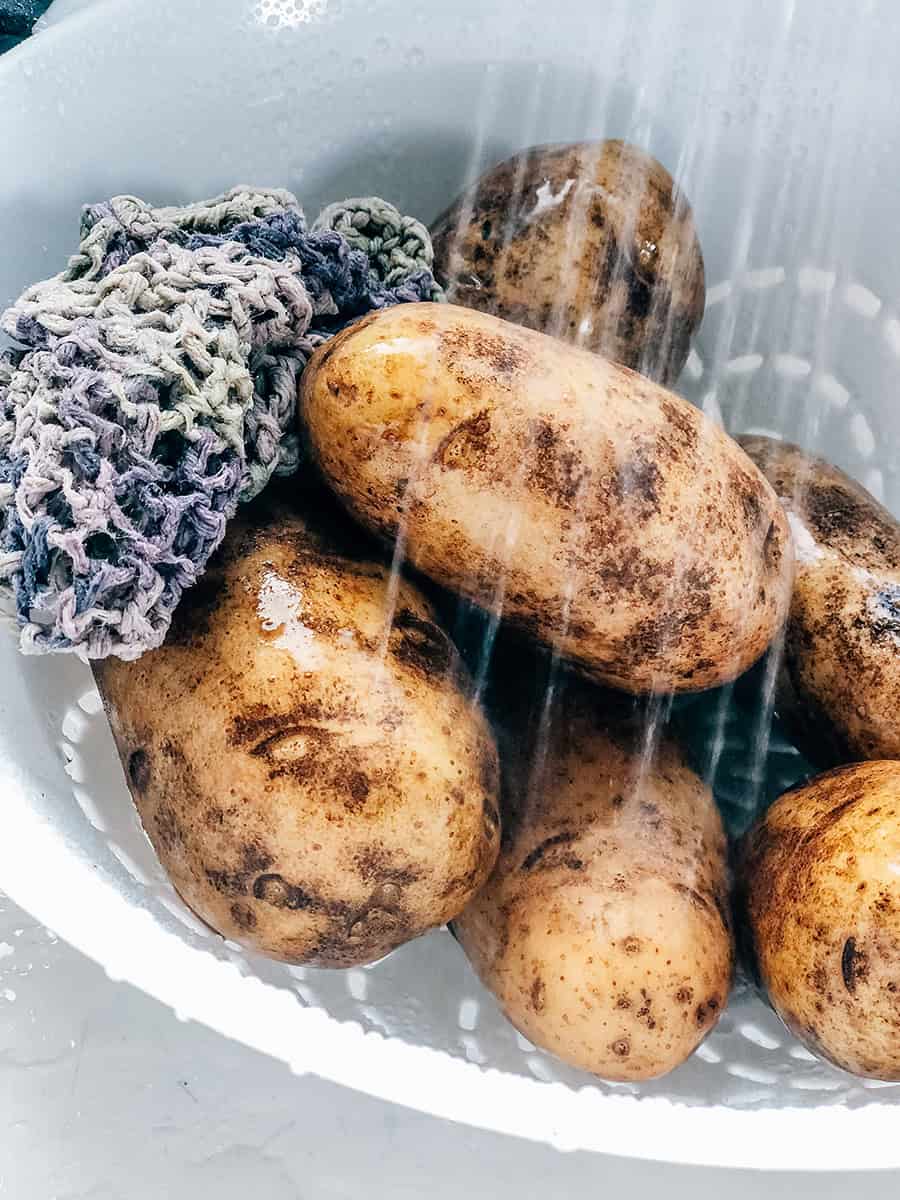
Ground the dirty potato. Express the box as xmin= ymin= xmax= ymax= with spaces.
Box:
xmin=431 ymin=140 xmax=705 ymax=386
xmin=741 ymin=436 xmax=900 ymax=765
xmin=453 ymin=667 xmax=733 ymax=1080
xmin=94 ymin=498 xmax=500 ymax=966
xmin=737 ymin=761 xmax=900 ymax=1079
xmin=301 ymin=302 xmax=793 ymax=695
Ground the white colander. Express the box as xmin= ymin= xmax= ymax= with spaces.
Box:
xmin=2 ymin=0 xmax=900 ymax=1171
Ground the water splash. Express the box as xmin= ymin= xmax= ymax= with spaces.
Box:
xmin=257 ymin=570 xmax=323 ymax=670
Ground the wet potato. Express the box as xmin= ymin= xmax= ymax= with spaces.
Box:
xmin=741 ymin=436 xmax=900 ymax=765
xmin=301 ymin=302 xmax=793 ymax=695
xmin=431 ymin=139 xmax=705 ymax=386
xmin=737 ymin=761 xmax=900 ymax=1079
xmin=95 ymin=499 xmax=500 ymax=966
xmin=453 ymin=668 xmax=733 ymax=1081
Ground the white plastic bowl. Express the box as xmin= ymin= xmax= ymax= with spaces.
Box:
xmin=2 ymin=0 xmax=900 ymax=1170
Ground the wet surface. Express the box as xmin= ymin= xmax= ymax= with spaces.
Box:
xmin=1 ymin=888 xmax=899 ymax=1198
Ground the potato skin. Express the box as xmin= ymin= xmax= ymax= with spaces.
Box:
xmin=740 ymin=436 xmax=900 ymax=765
xmin=94 ymin=499 xmax=500 ymax=966
xmin=430 ymin=140 xmax=705 ymax=386
xmin=302 ymin=302 xmax=793 ymax=694
xmin=452 ymin=672 xmax=733 ymax=1080
xmin=737 ymin=762 xmax=900 ymax=1078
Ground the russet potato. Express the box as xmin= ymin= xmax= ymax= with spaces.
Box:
xmin=301 ymin=302 xmax=793 ymax=694
xmin=430 ymin=140 xmax=705 ymax=386
xmin=95 ymin=498 xmax=500 ymax=966
xmin=741 ymin=436 xmax=900 ymax=765
xmin=453 ymin=667 xmax=733 ymax=1081
xmin=737 ymin=761 xmax=900 ymax=1079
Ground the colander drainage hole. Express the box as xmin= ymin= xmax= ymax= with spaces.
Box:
xmin=864 ymin=468 xmax=885 ymax=501
xmin=527 ymin=1055 xmax=557 ymax=1083
xmin=77 ymin=687 xmax=104 ymax=715
xmin=788 ymin=1043 xmax=819 ymax=1063
xmin=883 ymin=316 xmax=900 ymax=357
xmin=684 ymin=348 xmax=704 ymax=380
xmin=460 ymin=1034 xmax=487 ymax=1064
xmin=701 ymin=390 xmax=724 ymax=427
xmin=740 ymin=424 xmax=784 ymax=441
xmin=849 ymin=412 xmax=876 ymax=458
xmin=726 ymin=1062 xmax=779 ymax=1086
xmin=844 ymin=283 xmax=881 ymax=319
xmin=58 ymin=740 xmax=85 ymax=784
xmin=346 ymin=968 xmax=367 ymax=1002
xmin=787 ymin=1074 xmax=845 ymax=1093
xmin=743 ymin=266 xmax=785 ymax=290
xmin=725 ymin=353 xmax=763 ymax=375
xmin=61 ymin=704 xmax=90 ymax=743
xmin=797 ymin=267 xmax=836 ymax=295
xmin=815 ymin=373 xmax=850 ymax=409
xmin=737 ymin=1020 xmax=782 ymax=1051
xmin=359 ymin=1004 xmax=391 ymax=1034
xmin=772 ymin=354 xmax=811 ymax=380
xmin=457 ymin=996 xmax=479 ymax=1031
xmin=725 ymin=1086 xmax=776 ymax=1108
xmin=705 ymin=281 xmax=732 ymax=306
xmin=694 ymin=1041 xmax=723 ymax=1065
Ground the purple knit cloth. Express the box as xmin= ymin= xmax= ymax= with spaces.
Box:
xmin=0 ymin=187 xmax=440 ymax=660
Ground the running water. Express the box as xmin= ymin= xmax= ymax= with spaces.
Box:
xmin=363 ymin=0 xmax=895 ymax=841
xmin=691 ymin=0 xmax=885 ymax=827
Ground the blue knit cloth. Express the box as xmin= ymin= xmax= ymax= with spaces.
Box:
xmin=0 ymin=188 xmax=441 ymax=660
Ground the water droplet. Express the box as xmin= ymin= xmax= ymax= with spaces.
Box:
xmin=375 ymin=35 xmax=390 ymax=53
xmin=405 ymin=46 xmax=425 ymax=67
xmin=351 ymin=56 xmax=366 ymax=74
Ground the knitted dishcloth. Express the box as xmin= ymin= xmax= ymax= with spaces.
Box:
xmin=0 ymin=187 xmax=441 ymax=660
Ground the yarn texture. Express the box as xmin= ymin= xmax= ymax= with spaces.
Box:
xmin=313 ymin=195 xmax=442 ymax=294
xmin=0 ymin=187 xmax=441 ymax=660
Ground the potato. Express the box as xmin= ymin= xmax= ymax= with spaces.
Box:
xmin=740 ymin=436 xmax=900 ymax=764
xmin=94 ymin=497 xmax=500 ymax=966
xmin=301 ymin=302 xmax=793 ymax=694
xmin=452 ymin=666 xmax=733 ymax=1080
xmin=430 ymin=140 xmax=705 ymax=386
xmin=737 ymin=761 xmax=900 ymax=1078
